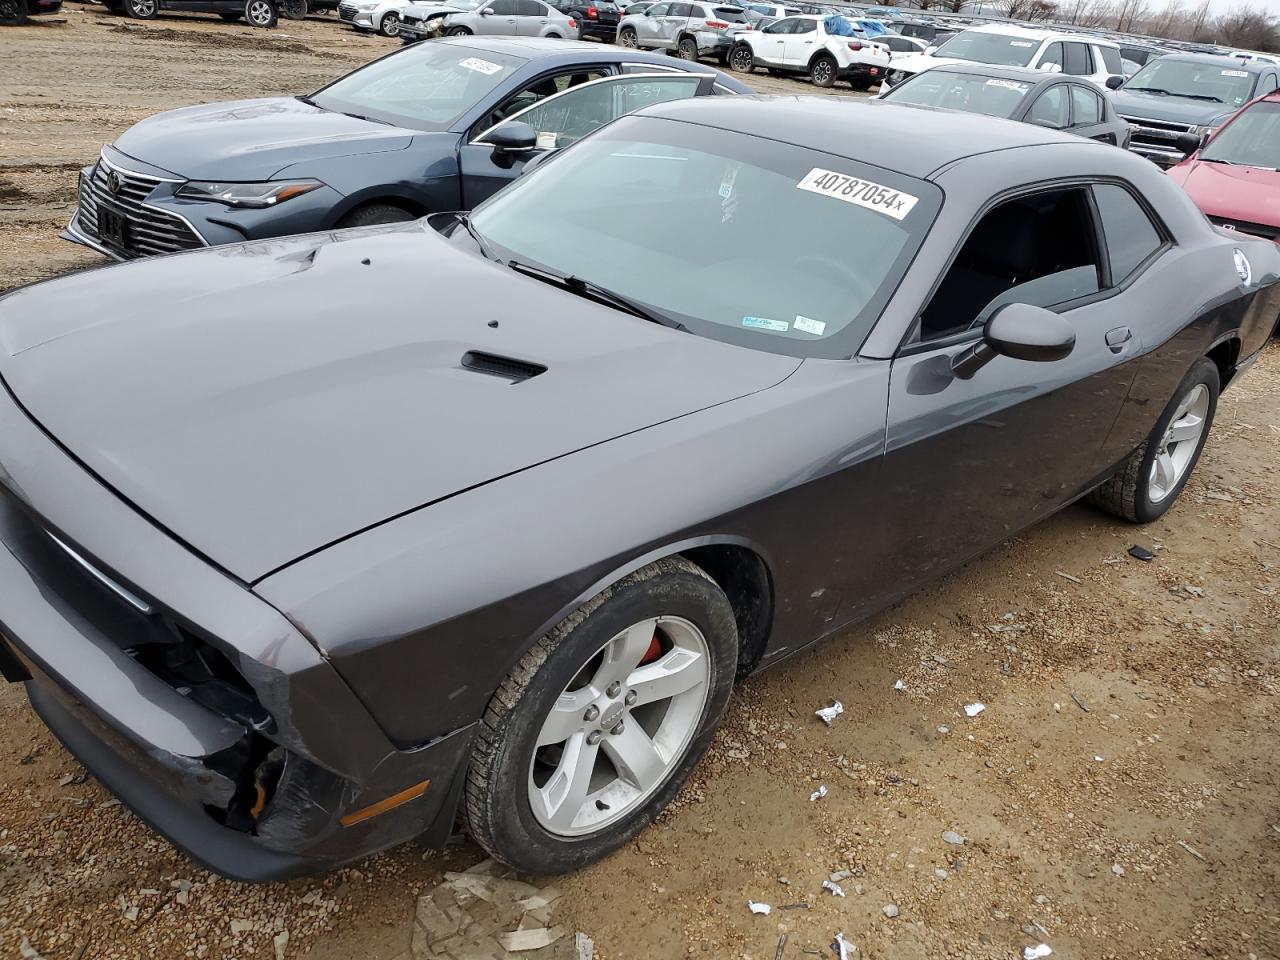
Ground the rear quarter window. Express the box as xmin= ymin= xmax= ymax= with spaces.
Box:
xmin=1094 ymin=183 xmax=1164 ymax=283
xmin=1099 ymin=45 xmax=1122 ymax=74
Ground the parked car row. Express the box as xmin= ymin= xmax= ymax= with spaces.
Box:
xmin=5 ymin=38 xmax=1279 ymax=885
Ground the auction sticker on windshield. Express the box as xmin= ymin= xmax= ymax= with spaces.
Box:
xmin=796 ymin=168 xmax=919 ymax=221
xmin=1222 ymin=69 xmax=1249 ymax=77
xmin=460 ymin=57 xmax=504 ymax=75
xmin=986 ymin=78 xmax=1029 ymax=91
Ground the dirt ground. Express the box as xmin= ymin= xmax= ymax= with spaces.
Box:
xmin=1 ymin=10 xmax=1278 ymax=960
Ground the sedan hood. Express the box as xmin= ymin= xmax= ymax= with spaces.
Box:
xmin=1110 ymin=89 xmax=1232 ymax=126
xmin=1168 ymin=159 xmax=1280 ymax=227
xmin=890 ymin=53 xmax=960 ymax=75
xmin=112 ymin=97 xmax=414 ymax=182
xmin=0 ymin=224 xmax=799 ymax=582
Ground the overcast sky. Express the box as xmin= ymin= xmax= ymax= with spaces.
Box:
xmin=1159 ymin=0 xmax=1280 ymax=14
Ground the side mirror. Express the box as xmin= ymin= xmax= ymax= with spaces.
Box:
xmin=480 ymin=5 xmax=494 ymax=12
xmin=1174 ymin=131 xmax=1202 ymax=156
xmin=1105 ymin=74 xmax=1124 ymax=90
xmin=488 ymin=121 xmax=538 ymax=155
xmin=950 ymin=303 xmax=1075 ymax=379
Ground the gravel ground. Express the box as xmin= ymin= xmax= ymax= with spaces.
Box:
xmin=1 ymin=10 xmax=1278 ymax=960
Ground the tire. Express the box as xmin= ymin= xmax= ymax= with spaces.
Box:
xmin=849 ymin=77 xmax=872 ymax=91
xmin=123 ymin=0 xmax=157 ymax=18
xmin=676 ymin=35 xmax=698 ymax=60
xmin=618 ymin=25 xmax=636 ymax=47
xmin=377 ymin=9 xmax=398 ymax=34
xmin=1088 ymin=356 xmax=1220 ymax=523
xmin=337 ymin=203 xmax=416 ymax=228
xmin=464 ymin=557 xmax=738 ymax=874
xmin=544 ymin=30 xmax=560 ymax=37
xmin=280 ymin=0 xmax=306 ymax=19
xmin=0 ymin=0 xmax=28 ymax=23
xmin=244 ymin=0 xmax=276 ymax=25
xmin=809 ymin=54 xmax=837 ymax=88
xmin=728 ymin=42 xmax=754 ymax=73
xmin=446 ymin=23 xmax=469 ymax=34
xmin=218 ymin=10 xmax=241 ymax=19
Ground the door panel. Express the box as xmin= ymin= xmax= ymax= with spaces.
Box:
xmin=782 ymin=21 xmax=818 ymax=66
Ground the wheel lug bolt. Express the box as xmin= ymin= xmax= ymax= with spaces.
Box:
xmin=583 ymin=705 xmax=599 ymax=722
xmin=624 ymin=690 xmax=638 ymax=706
xmin=610 ymin=721 xmax=625 ymax=736
xmin=606 ymin=681 xmax=621 ymax=698
xmin=587 ymin=730 xmax=603 ymax=745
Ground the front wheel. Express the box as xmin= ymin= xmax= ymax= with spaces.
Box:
xmin=464 ymin=557 xmax=738 ymax=873
xmin=0 ymin=0 xmax=29 ymax=24
xmin=123 ymin=0 xmax=157 ymax=18
xmin=1088 ymin=357 xmax=1219 ymax=523
xmin=244 ymin=0 xmax=277 ymax=25
xmin=378 ymin=10 xmax=399 ymax=34
xmin=446 ymin=23 xmax=470 ymax=34
xmin=617 ymin=25 xmax=637 ymax=47
xmin=809 ymin=54 xmax=837 ymax=88
xmin=728 ymin=43 xmax=754 ymax=73
xmin=676 ymin=35 xmax=698 ymax=60
xmin=337 ymin=203 xmax=416 ymax=228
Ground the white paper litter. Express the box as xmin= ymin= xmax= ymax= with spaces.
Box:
xmin=833 ymin=932 xmax=855 ymax=959
xmin=1024 ymin=945 xmax=1053 ymax=959
xmin=809 ymin=785 xmax=828 ymax=802
xmin=1093 ymin=755 xmax=1105 ymax=762
xmin=815 ymin=701 xmax=844 ymax=726
xmin=747 ymin=900 xmax=772 ymax=915
xmin=964 ymin=702 xmax=986 ymax=717
xmin=822 ymin=880 xmax=847 ymax=898
xmin=893 ymin=679 xmax=906 ymax=691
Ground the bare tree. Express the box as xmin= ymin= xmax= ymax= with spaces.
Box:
xmin=934 ymin=0 xmax=969 ymax=11
xmin=1059 ymin=0 xmax=1109 ymax=26
xmin=1111 ymin=0 xmax=1148 ymax=32
xmin=1025 ymin=0 xmax=1057 ymax=20
xmin=1215 ymin=4 xmax=1280 ymax=50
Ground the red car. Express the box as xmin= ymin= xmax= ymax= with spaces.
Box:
xmin=1168 ymin=90 xmax=1280 ymax=244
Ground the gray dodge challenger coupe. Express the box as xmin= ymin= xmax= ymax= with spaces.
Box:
xmin=2 ymin=96 xmax=1276 ymax=880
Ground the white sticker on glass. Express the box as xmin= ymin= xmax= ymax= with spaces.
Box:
xmin=460 ymin=57 xmax=504 ymax=75
xmin=986 ymin=78 xmax=1029 ymax=91
xmin=796 ymin=168 xmax=919 ymax=221
xmin=1010 ymin=40 xmax=1035 ymax=47
xmin=536 ymin=131 xmax=558 ymax=150
xmin=742 ymin=316 xmax=789 ymax=332
xmin=794 ymin=315 xmax=827 ymax=336
xmin=1222 ymin=69 xmax=1249 ymax=77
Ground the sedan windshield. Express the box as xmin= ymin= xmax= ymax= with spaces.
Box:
xmin=883 ymin=70 xmax=1031 ymax=118
xmin=1123 ymin=58 xmax=1258 ymax=107
xmin=932 ymin=31 xmax=1041 ymax=67
xmin=310 ymin=42 xmax=524 ymax=131
xmin=1201 ymin=100 xmax=1280 ymax=168
xmin=468 ymin=115 xmax=941 ymax=358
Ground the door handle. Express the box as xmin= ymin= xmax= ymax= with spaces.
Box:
xmin=1105 ymin=325 xmax=1133 ymax=353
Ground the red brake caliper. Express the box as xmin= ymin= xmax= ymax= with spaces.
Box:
xmin=639 ymin=631 xmax=663 ymax=665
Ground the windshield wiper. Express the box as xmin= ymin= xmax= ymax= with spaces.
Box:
xmin=341 ymin=110 xmax=393 ymax=125
xmin=1127 ymin=85 xmax=1171 ymax=95
xmin=1170 ymin=91 xmax=1224 ymax=102
xmin=296 ymin=94 xmax=319 ymax=107
xmin=455 ymin=213 xmax=495 ymax=260
xmin=506 ymin=260 xmax=686 ymax=331
xmin=1200 ymin=156 xmax=1235 ymax=165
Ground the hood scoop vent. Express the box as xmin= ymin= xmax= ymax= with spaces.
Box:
xmin=460 ymin=351 xmax=547 ymax=383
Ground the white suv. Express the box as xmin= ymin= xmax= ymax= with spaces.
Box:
xmin=728 ymin=15 xmax=890 ymax=89
xmin=880 ymin=23 xmax=1124 ymax=92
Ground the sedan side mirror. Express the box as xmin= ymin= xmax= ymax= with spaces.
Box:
xmin=488 ymin=121 xmax=538 ymax=155
xmin=1105 ymin=74 xmax=1124 ymax=90
xmin=950 ymin=302 xmax=1075 ymax=379
xmin=1174 ymin=131 xmax=1203 ymax=156
xmin=481 ymin=6 xmax=494 ymax=13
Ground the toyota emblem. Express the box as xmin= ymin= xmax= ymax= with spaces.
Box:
xmin=105 ymin=170 xmax=122 ymax=195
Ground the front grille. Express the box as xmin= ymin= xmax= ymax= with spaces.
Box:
xmin=338 ymin=1 xmax=357 ymax=19
xmin=1118 ymin=113 xmax=1194 ymax=163
xmin=74 ymin=157 xmax=205 ymax=259
xmin=1209 ymin=215 xmax=1280 ymax=242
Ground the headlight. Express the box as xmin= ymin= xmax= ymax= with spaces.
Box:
xmin=175 ymin=180 xmax=324 ymax=209
xmin=1188 ymin=124 xmax=1219 ymax=144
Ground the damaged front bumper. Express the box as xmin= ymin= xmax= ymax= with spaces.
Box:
xmin=0 ymin=378 xmax=473 ymax=882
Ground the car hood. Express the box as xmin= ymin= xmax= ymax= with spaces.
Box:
xmin=403 ymin=1 xmax=462 ymax=13
xmin=889 ymin=53 xmax=951 ymax=74
xmin=0 ymin=224 xmax=799 ymax=583
xmin=1168 ymin=158 xmax=1280 ymax=226
xmin=111 ymin=97 xmax=415 ymax=182
xmin=1110 ymin=89 xmax=1233 ymax=126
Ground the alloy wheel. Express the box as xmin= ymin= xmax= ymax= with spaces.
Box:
xmin=811 ymin=58 xmax=834 ymax=86
xmin=619 ymin=27 xmax=636 ymax=47
xmin=1148 ymin=382 xmax=1209 ymax=503
xmin=130 ymin=0 xmax=157 ymax=15
xmin=528 ymin=616 xmax=710 ymax=836
xmin=380 ymin=11 xmax=399 ymax=34
xmin=729 ymin=46 xmax=753 ymax=72
xmin=247 ymin=0 xmax=272 ymax=21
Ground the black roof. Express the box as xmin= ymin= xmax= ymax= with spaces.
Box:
xmin=641 ymin=95 xmax=1071 ymax=179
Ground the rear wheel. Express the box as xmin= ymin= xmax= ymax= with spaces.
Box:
xmin=0 ymin=0 xmax=29 ymax=23
xmin=244 ymin=0 xmax=276 ymax=25
xmin=280 ymin=0 xmax=307 ymax=18
xmin=337 ymin=203 xmax=416 ymax=228
xmin=1088 ymin=357 xmax=1219 ymax=523
xmin=618 ymin=24 xmax=636 ymax=47
xmin=728 ymin=43 xmax=754 ymax=72
xmin=378 ymin=9 xmax=399 ymax=34
xmin=809 ymin=54 xmax=837 ymax=87
xmin=464 ymin=557 xmax=738 ymax=873
xmin=849 ymin=76 xmax=872 ymax=91
xmin=676 ymin=35 xmax=698 ymax=60
xmin=123 ymin=0 xmax=157 ymax=18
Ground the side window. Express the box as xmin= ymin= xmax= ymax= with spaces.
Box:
xmin=666 ymin=2 xmax=692 ymax=15
xmin=1093 ymin=183 xmax=1164 ymax=283
xmin=1099 ymin=45 xmax=1122 ymax=75
xmin=762 ymin=16 xmax=791 ymax=32
xmin=515 ymin=0 xmax=544 ymax=14
xmin=485 ymin=75 xmax=704 ymax=149
xmin=473 ymin=69 xmax=610 ymax=135
xmin=646 ymin=2 xmax=669 ymax=13
xmin=1028 ymin=85 xmax=1069 ymax=129
xmin=1070 ymin=85 xmax=1101 ymax=125
xmin=792 ymin=17 xmax=815 ymax=33
xmin=918 ymin=188 xmax=1102 ymax=341
xmin=488 ymin=0 xmax=518 ymax=13
xmin=1259 ymin=73 xmax=1279 ymax=95
xmin=1063 ymin=42 xmax=1093 ymax=76
xmin=1038 ymin=41 xmax=1064 ymax=73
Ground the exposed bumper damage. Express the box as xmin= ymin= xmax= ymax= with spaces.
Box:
xmin=0 ymin=378 xmax=473 ymax=882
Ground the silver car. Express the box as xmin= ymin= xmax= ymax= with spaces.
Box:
xmin=441 ymin=0 xmax=579 ymax=38
xmin=616 ymin=0 xmax=751 ymax=63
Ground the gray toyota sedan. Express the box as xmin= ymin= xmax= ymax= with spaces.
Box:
xmin=5 ymin=96 xmax=1276 ymax=881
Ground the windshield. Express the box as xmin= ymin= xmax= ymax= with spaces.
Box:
xmin=884 ymin=71 xmax=1031 ymax=118
xmin=1202 ymin=100 xmax=1280 ymax=168
xmin=1123 ymin=58 xmax=1258 ymax=107
xmin=311 ymin=42 xmax=523 ymax=131
xmin=932 ymin=31 xmax=1041 ymax=67
xmin=468 ymin=116 xmax=941 ymax=358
